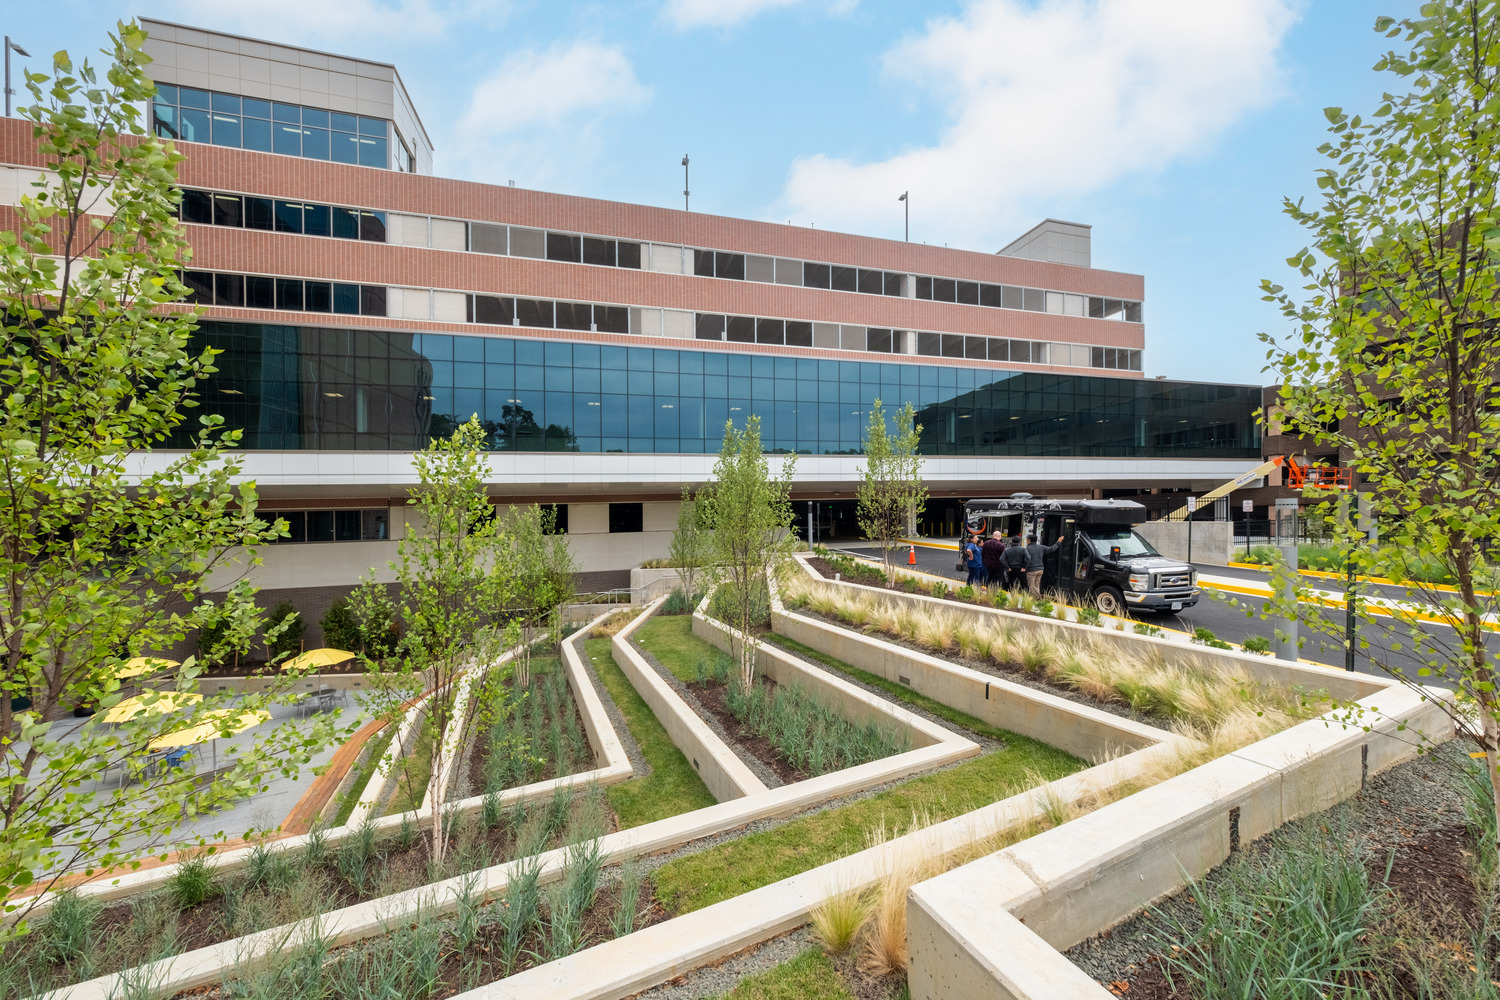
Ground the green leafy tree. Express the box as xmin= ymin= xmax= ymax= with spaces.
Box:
xmin=355 ymin=417 xmax=514 ymax=867
xmin=0 ymin=23 xmax=341 ymax=939
xmin=701 ymin=416 xmax=797 ymax=688
xmin=505 ymin=502 xmax=578 ymax=687
xmin=319 ymin=597 xmax=362 ymax=652
xmin=668 ymin=484 xmax=712 ymax=600
xmin=856 ymin=400 xmax=927 ymax=584
xmin=263 ymin=600 xmax=303 ymax=661
xmin=1258 ymin=1 xmax=1500 ymax=853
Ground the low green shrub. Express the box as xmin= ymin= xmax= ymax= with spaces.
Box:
xmin=1241 ymin=634 xmax=1272 ymax=655
xmin=1191 ymin=626 xmax=1232 ymax=649
xmin=167 ymin=854 xmax=220 ymax=909
xmin=955 ymin=584 xmax=976 ymax=602
xmin=1133 ymin=621 xmax=1163 ymax=637
xmin=660 ymin=588 xmax=700 ymax=615
xmin=1034 ymin=599 xmax=1054 ymax=619
xmin=899 ymin=577 xmax=921 ymax=593
xmin=930 ymin=581 xmax=949 ymax=600
xmin=320 ymin=597 xmax=362 ymax=651
xmin=1075 ymin=606 xmax=1102 ymax=627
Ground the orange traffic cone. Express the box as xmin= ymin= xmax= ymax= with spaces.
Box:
xmin=908 ymin=544 xmax=917 ymax=566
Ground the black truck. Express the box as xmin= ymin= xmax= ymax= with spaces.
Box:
xmin=962 ymin=494 xmax=1198 ymax=616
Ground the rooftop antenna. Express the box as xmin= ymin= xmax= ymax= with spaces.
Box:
xmin=681 ymin=154 xmax=689 ymax=211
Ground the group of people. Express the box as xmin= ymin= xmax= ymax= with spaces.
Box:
xmin=962 ymin=530 xmax=1055 ymax=596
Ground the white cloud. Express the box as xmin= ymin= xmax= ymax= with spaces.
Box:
xmin=163 ymin=0 xmax=509 ymax=42
xmin=457 ymin=42 xmax=648 ymax=135
xmin=445 ymin=42 xmax=649 ymax=186
xmin=778 ymin=0 xmax=1299 ymax=247
xmin=663 ymin=0 xmax=854 ymax=30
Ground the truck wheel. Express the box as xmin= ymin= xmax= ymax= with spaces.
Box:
xmin=1093 ymin=586 xmax=1125 ymax=616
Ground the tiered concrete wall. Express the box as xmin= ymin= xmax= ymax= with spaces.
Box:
xmin=906 ymin=682 xmax=1454 ymax=999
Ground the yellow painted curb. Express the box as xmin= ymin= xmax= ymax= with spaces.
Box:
xmin=1226 ymin=561 xmax=1487 ymax=597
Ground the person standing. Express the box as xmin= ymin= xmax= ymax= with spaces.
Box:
xmin=1002 ymin=535 xmax=1028 ymax=591
xmin=1024 ymin=533 xmax=1059 ymax=597
xmin=963 ymin=533 xmax=986 ymax=588
xmin=980 ymin=531 xmax=1006 ymax=590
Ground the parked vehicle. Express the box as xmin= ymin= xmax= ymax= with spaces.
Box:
xmin=962 ymin=494 xmax=1198 ymax=616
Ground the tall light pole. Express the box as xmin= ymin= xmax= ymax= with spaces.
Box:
xmin=681 ymin=154 xmax=690 ymax=212
xmin=5 ymin=37 xmax=31 ymax=118
xmin=898 ymin=191 xmax=908 ymax=241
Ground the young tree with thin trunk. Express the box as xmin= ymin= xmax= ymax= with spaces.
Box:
xmin=668 ymin=484 xmax=711 ymax=600
xmin=700 ymin=416 xmax=796 ymax=689
xmin=505 ymin=502 xmax=577 ymax=688
xmin=1259 ymin=0 xmax=1500 ymax=858
xmin=0 ymin=24 xmax=340 ymax=938
xmin=359 ymin=417 xmax=513 ymax=869
xmin=857 ymin=400 xmax=927 ymax=584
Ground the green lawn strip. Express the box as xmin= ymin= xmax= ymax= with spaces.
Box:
xmin=652 ymin=739 xmax=1083 ymax=915
xmin=582 ymin=636 xmax=716 ymax=828
xmin=329 ymin=725 xmax=395 ymax=827
xmin=715 ymin=948 xmax=855 ymax=1000
xmin=633 ymin=613 xmax=719 ymax=682
xmin=760 ymin=632 xmax=1018 ymax=744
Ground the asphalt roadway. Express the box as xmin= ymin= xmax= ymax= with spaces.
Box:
xmin=823 ymin=540 xmax=1474 ymax=683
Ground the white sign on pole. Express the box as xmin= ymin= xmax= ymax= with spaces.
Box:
xmin=1186 ymin=496 xmax=1198 ymax=513
xmin=1242 ymin=499 xmax=1253 ymax=513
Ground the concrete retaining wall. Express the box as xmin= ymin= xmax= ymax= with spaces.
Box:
xmin=611 ymin=599 xmax=767 ymax=802
xmin=772 ymin=607 xmax=1168 ymax=763
xmin=691 ymin=613 xmax=969 ymax=753
xmin=1136 ymin=519 xmax=1234 ymax=567
xmin=17 ymin=613 xmax=635 ymax=924
xmin=906 ymin=683 xmax=1455 ymax=1000
xmin=629 ymin=567 xmax=688 ymax=602
xmin=792 ymin=555 xmax=1382 ymax=704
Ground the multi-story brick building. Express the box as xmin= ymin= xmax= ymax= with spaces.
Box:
xmin=0 ymin=19 xmax=1270 ymax=634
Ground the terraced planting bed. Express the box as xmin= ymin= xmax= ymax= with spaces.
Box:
xmin=7 ymin=572 xmax=1451 ymax=1000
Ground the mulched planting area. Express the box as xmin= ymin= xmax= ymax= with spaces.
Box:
xmin=464 ymin=659 xmax=596 ymax=797
xmin=165 ymin=877 xmax=672 ymax=1000
xmin=1066 ymin=738 xmax=1493 ymax=998
xmin=691 ymin=676 xmax=809 ymax=783
xmin=7 ymin=789 xmax=611 ymax=994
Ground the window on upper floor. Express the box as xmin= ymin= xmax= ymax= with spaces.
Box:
xmin=153 ymin=84 xmax=391 ymax=169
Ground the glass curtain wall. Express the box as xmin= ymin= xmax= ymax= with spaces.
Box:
xmin=183 ymin=322 xmax=1260 ymax=457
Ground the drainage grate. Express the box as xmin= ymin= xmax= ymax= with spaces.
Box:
xmin=898 ymin=675 xmax=911 ymax=685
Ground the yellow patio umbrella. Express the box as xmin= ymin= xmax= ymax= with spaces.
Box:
xmin=117 ymin=656 xmax=180 ymax=679
xmin=149 ymin=708 xmax=271 ymax=770
xmin=281 ymin=648 xmax=355 ymax=675
xmin=100 ymin=690 xmax=202 ymax=724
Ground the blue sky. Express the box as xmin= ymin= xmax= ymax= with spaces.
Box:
xmin=5 ymin=0 xmax=1413 ymax=386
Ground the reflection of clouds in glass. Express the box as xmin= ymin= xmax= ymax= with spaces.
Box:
xmin=185 ymin=322 xmax=1259 ymax=459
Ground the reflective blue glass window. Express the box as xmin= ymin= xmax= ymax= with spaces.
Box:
xmin=516 ymin=365 xmax=544 ymax=391
xmin=627 ymin=348 xmax=654 ymax=371
xmin=211 ymin=93 xmax=240 ymax=114
xmin=243 ymin=98 xmax=271 ymax=119
xmin=573 ymin=367 xmax=600 ymax=393
xmin=358 ymin=135 xmax=387 ymax=168
xmin=211 ymin=113 xmax=241 ymax=146
xmin=303 ymin=128 xmax=330 ymax=160
xmin=628 ymin=369 xmax=653 ymax=394
xmin=332 ymin=132 xmax=360 ymax=164
xmin=242 ymin=117 xmax=272 ymax=152
xmin=485 ymin=338 xmax=514 ymax=364
xmin=180 ymin=107 xmax=210 ymax=142
xmin=155 ymin=84 xmax=179 ymax=105
xmin=454 ymin=337 xmax=485 ymax=363
xmin=545 ymin=366 xmax=572 ymax=392
xmin=272 ymin=103 xmax=300 ymax=123
xmin=515 ymin=340 xmax=544 ymax=366
xmin=421 ymin=334 xmax=453 ymax=360
xmin=273 ymin=122 xmax=302 ymax=156
xmin=180 ymin=87 xmax=210 ymax=110
xmin=455 ymin=362 xmax=485 ymax=388
xmin=655 ymin=372 xmax=679 ymax=395
xmin=704 ymin=352 xmax=728 ymax=375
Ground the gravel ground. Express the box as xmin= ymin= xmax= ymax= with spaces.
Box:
xmin=628 ymin=625 xmax=786 ymax=788
xmin=572 ymin=630 xmax=654 ymax=780
xmin=1065 ymin=736 xmax=1475 ymax=985
xmin=627 ymin=926 xmax=819 ymax=1000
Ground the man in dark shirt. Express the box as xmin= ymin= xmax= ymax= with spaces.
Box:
xmin=1024 ymin=533 xmax=1060 ymax=597
xmin=1001 ymin=535 xmax=1029 ymax=590
xmin=980 ymin=531 xmax=1007 ymax=590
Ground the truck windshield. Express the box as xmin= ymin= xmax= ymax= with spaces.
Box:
xmin=1082 ymin=528 xmax=1159 ymax=558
